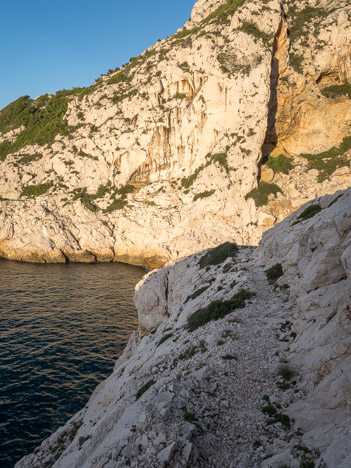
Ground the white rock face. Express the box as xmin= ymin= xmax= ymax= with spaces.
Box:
xmin=0 ymin=0 xmax=350 ymax=268
xmin=16 ymin=188 xmax=351 ymax=468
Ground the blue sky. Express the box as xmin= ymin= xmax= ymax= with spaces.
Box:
xmin=0 ymin=0 xmax=195 ymax=110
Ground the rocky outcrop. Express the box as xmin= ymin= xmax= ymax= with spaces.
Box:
xmin=16 ymin=188 xmax=351 ymax=467
xmin=0 ymin=0 xmax=350 ymax=267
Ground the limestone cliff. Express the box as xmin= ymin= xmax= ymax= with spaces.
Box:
xmin=16 ymin=187 xmax=351 ymax=468
xmin=0 ymin=0 xmax=350 ymax=268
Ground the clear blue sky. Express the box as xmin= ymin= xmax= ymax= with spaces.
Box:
xmin=0 ymin=0 xmax=195 ymax=110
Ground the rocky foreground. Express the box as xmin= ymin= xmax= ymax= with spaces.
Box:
xmin=16 ymin=188 xmax=351 ymax=467
xmin=0 ymin=0 xmax=351 ymax=267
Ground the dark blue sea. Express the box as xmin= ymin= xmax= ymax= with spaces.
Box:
xmin=0 ymin=259 xmax=145 ymax=467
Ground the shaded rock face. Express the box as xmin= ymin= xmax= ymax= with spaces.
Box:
xmin=0 ymin=0 xmax=350 ymax=267
xmin=16 ymin=188 xmax=351 ymax=468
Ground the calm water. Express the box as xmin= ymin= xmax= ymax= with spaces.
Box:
xmin=0 ymin=259 xmax=145 ymax=468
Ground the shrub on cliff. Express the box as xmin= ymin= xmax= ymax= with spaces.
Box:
xmin=265 ymin=263 xmax=283 ymax=284
xmin=292 ymin=204 xmax=322 ymax=225
xmin=199 ymin=242 xmax=238 ymax=268
xmin=245 ymin=182 xmax=282 ymax=207
xmin=187 ymin=289 xmax=255 ymax=331
xmin=267 ymin=154 xmax=294 ymax=174
xmin=20 ymin=183 xmax=53 ymax=198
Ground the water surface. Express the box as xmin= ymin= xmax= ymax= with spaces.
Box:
xmin=0 ymin=259 xmax=145 ymax=467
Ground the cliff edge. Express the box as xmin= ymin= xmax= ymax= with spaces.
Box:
xmin=0 ymin=0 xmax=350 ymax=268
xmin=16 ymin=188 xmax=351 ymax=467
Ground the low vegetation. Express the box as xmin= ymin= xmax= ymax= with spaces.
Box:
xmin=202 ymin=0 xmax=245 ymax=25
xmin=135 ymin=379 xmax=156 ymax=401
xmin=277 ymin=363 xmax=295 ymax=381
xmin=20 ymin=183 xmax=53 ymax=198
xmin=193 ymin=190 xmax=215 ymax=201
xmin=321 ymin=81 xmax=351 ymax=99
xmin=245 ymin=182 xmax=282 ymax=207
xmin=265 ymin=263 xmax=283 ymax=284
xmin=292 ymin=204 xmax=322 ymax=225
xmin=267 ymin=154 xmax=294 ymax=174
xmin=0 ymin=94 xmax=69 ymax=160
xmin=157 ymin=333 xmax=173 ymax=347
xmin=240 ymin=21 xmax=272 ymax=47
xmin=185 ymin=285 xmax=210 ymax=303
xmin=261 ymin=403 xmax=291 ymax=429
xmin=199 ymin=242 xmax=238 ymax=269
xmin=181 ymin=152 xmax=231 ymax=189
xmin=300 ymin=135 xmax=351 ymax=182
xmin=187 ymin=289 xmax=255 ymax=332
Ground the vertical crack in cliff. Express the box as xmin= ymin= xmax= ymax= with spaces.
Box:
xmin=258 ymin=19 xmax=286 ymax=184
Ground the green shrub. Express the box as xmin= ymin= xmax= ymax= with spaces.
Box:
xmin=185 ymin=285 xmax=210 ymax=303
xmin=289 ymin=52 xmax=303 ymax=74
xmin=300 ymin=135 xmax=351 ymax=182
xmin=20 ymin=183 xmax=53 ymax=198
xmin=18 ymin=153 xmax=43 ymax=164
xmin=184 ymin=412 xmax=197 ymax=422
xmin=222 ymin=354 xmax=237 ymax=360
xmin=104 ymin=198 xmax=128 ymax=213
xmin=157 ymin=333 xmax=173 ymax=347
xmin=206 ymin=152 xmax=230 ymax=172
xmin=72 ymin=188 xmax=99 ymax=213
xmin=267 ymin=154 xmax=294 ymax=174
xmin=294 ymin=204 xmax=322 ymax=224
xmin=187 ymin=289 xmax=255 ymax=331
xmin=181 ymin=169 xmax=202 ymax=189
xmin=193 ymin=190 xmax=215 ymax=201
xmin=321 ymin=81 xmax=351 ymax=99
xmin=107 ymin=72 xmax=129 ymax=85
xmin=202 ymin=0 xmax=245 ymax=25
xmin=135 ymin=379 xmax=156 ymax=400
xmin=277 ymin=363 xmax=295 ymax=381
xmin=199 ymin=242 xmax=238 ymax=268
xmin=0 ymin=93 xmax=69 ymax=160
xmin=116 ymin=184 xmax=134 ymax=196
xmin=240 ymin=21 xmax=272 ymax=47
xmin=174 ymin=92 xmax=186 ymax=99
xmin=265 ymin=263 xmax=283 ymax=284
xmin=245 ymin=182 xmax=282 ymax=207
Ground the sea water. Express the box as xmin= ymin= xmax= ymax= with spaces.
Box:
xmin=0 ymin=259 xmax=145 ymax=467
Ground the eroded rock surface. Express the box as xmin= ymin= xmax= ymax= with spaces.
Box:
xmin=16 ymin=188 xmax=351 ymax=468
xmin=0 ymin=0 xmax=350 ymax=267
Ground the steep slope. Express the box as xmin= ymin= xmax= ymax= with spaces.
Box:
xmin=16 ymin=187 xmax=351 ymax=468
xmin=0 ymin=0 xmax=350 ymax=268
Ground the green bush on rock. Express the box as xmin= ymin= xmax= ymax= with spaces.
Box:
xmin=199 ymin=242 xmax=238 ymax=268
xmin=187 ymin=289 xmax=255 ymax=331
xmin=245 ymin=182 xmax=282 ymax=207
